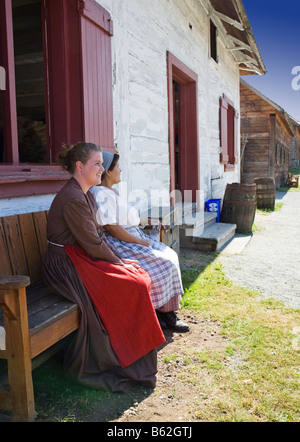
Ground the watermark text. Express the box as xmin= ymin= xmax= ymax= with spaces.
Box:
xmin=291 ymin=66 xmax=300 ymax=91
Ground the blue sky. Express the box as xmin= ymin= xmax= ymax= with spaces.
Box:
xmin=242 ymin=0 xmax=300 ymax=121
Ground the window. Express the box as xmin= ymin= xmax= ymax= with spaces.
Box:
xmin=220 ymin=94 xmax=238 ymax=170
xmin=210 ymin=20 xmax=217 ymax=63
xmin=0 ymin=0 xmax=114 ymax=196
xmin=13 ymin=0 xmax=46 ymax=163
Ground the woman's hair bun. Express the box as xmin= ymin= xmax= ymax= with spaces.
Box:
xmin=57 ymin=142 xmax=102 ymax=174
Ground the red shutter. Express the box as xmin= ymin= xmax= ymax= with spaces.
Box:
xmin=220 ymin=96 xmax=229 ymax=164
xmin=79 ymin=0 xmax=114 ymax=149
xmin=44 ymin=0 xmax=84 ymax=160
xmin=234 ymin=109 xmax=239 ymax=164
xmin=44 ymin=0 xmax=114 ymax=161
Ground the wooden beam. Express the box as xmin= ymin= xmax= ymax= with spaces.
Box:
xmin=226 ymin=45 xmax=252 ymax=52
xmin=233 ymin=0 xmax=266 ymax=75
xmin=212 ymin=10 xmax=244 ymax=31
xmin=235 ymin=53 xmax=259 ymax=66
xmin=198 ymin=0 xmax=266 ymax=75
xmin=239 ymin=67 xmax=264 ymax=75
xmin=228 ymin=35 xmax=253 ymax=53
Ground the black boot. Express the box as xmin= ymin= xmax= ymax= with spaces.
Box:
xmin=157 ymin=311 xmax=190 ymax=333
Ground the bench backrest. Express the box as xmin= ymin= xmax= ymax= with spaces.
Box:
xmin=0 ymin=211 xmax=48 ymax=284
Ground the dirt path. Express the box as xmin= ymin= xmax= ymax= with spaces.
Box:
xmin=219 ymin=190 xmax=300 ymax=309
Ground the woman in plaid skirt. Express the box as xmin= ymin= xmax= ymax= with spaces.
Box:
xmin=90 ymin=152 xmax=189 ymax=333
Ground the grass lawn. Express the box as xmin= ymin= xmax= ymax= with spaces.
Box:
xmin=180 ymin=259 xmax=300 ymax=422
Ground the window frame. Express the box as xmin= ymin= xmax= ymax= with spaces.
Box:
xmin=0 ymin=0 xmax=114 ymax=198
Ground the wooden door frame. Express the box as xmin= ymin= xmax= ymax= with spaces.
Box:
xmin=0 ymin=0 xmax=19 ymax=164
xmin=167 ymin=51 xmax=199 ymax=204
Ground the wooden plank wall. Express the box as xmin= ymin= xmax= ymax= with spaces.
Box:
xmin=288 ymin=125 xmax=300 ymax=167
xmin=240 ymin=83 xmax=291 ymax=186
xmin=240 ymin=84 xmax=273 ymax=184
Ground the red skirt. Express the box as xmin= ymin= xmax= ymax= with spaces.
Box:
xmin=65 ymin=245 xmax=165 ymax=368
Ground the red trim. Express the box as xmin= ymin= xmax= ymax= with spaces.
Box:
xmin=222 ymin=93 xmax=234 ymax=108
xmin=234 ymin=109 xmax=239 ymax=164
xmin=0 ymin=0 xmax=19 ymax=164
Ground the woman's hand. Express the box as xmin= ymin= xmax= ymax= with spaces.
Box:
xmin=137 ymin=238 xmax=151 ymax=247
xmin=123 ymin=259 xmax=141 ymax=270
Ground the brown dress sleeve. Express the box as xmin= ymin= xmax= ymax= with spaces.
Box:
xmin=63 ymin=199 xmax=123 ymax=265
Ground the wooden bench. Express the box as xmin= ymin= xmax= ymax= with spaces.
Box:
xmin=0 ymin=210 xmax=79 ymax=422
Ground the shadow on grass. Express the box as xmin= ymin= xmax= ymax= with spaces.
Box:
xmin=33 ymin=353 xmax=154 ymax=422
xmin=180 ymin=248 xmax=219 ymax=289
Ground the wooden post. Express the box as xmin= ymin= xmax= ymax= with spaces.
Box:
xmin=0 ymin=277 xmax=36 ymax=422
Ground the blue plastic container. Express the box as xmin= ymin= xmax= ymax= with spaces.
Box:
xmin=205 ymin=199 xmax=221 ymax=222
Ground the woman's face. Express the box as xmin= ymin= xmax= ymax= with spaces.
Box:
xmin=79 ymin=151 xmax=104 ymax=188
xmin=109 ymin=161 xmax=122 ymax=184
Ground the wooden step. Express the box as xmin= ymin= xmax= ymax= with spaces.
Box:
xmin=191 ymin=222 xmax=237 ymax=251
xmin=180 ymin=212 xmax=217 ymax=247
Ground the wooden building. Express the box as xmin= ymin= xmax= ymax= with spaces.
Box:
xmin=240 ymin=79 xmax=295 ymax=186
xmin=289 ymin=116 xmax=300 ymax=168
xmin=0 ymin=0 xmax=265 ymax=217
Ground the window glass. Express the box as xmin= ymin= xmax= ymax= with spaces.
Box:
xmin=12 ymin=0 xmax=47 ymax=163
xmin=210 ymin=20 xmax=217 ymax=62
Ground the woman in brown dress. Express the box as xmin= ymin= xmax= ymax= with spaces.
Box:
xmin=42 ymin=142 xmax=165 ymax=392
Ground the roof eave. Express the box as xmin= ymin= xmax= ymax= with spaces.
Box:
xmin=199 ymin=0 xmax=266 ymax=76
xmin=233 ymin=0 xmax=267 ymax=76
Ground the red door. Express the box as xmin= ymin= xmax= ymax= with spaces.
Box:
xmin=167 ymin=52 xmax=199 ymax=204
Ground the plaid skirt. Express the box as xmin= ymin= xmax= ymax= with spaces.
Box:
xmin=104 ymin=227 xmax=183 ymax=310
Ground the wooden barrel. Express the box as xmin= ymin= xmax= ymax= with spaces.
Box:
xmin=221 ymin=183 xmax=257 ymax=233
xmin=254 ymin=177 xmax=275 ymax=210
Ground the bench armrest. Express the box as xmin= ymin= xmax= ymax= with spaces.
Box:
xmin=0 ymin=275 xmax=31 ymax=290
